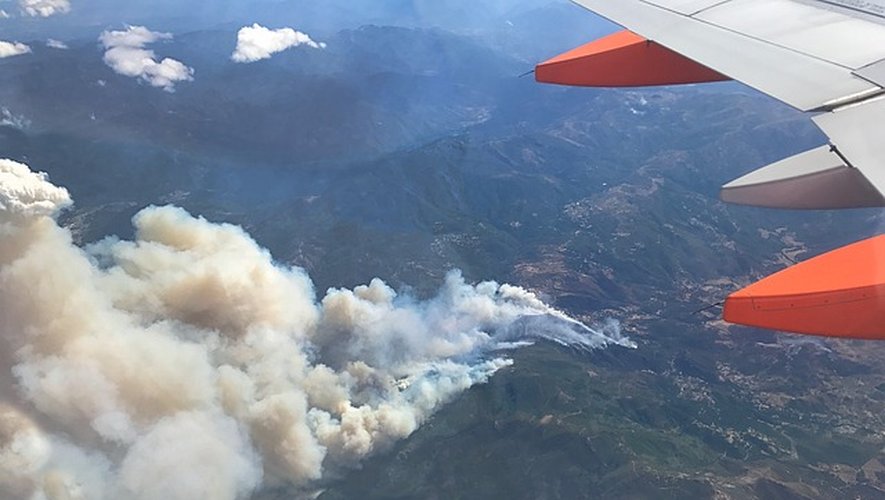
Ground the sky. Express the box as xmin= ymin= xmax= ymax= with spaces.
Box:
xmin=0 ymin=0 xmax=612 ymax=40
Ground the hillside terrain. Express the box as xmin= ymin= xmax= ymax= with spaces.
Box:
xmin=1 ymin=19 xmax=883 ymax=500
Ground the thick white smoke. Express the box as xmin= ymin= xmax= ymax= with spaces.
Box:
xmin=0 ymin=159 xmax=71 ymax=219
xmin=0 ymin=160 xmax=634 ymax=499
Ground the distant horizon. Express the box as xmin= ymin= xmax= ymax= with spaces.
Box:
xmin=0 ymin=0 xmax=614 ymax=41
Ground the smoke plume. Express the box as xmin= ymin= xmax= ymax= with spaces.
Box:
xmin=0 ymin=159 xmax=634 ymax=499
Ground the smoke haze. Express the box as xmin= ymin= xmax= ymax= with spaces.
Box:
xmin=0 ymin=159 xmax=633 ymax=499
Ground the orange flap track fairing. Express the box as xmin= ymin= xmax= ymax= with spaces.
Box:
xmin=535 ymin=30 xmax=729 ymax=87
xmin=724 ymin=235 xmax=885 ymax=339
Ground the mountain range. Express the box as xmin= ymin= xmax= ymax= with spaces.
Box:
xmin=1 ymin=14 xmax=883 ymax=499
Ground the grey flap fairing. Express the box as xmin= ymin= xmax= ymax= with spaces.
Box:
xmin=720 ymin=145 xmax=885 ymax=209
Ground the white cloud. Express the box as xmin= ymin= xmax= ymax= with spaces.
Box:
xmin=0 ymin=9 xmax=10 ymax=19
xmin=0 ymin=40 xmax=30 ymax=58
xmin=0 ymin=159 xmax=633 ymax=498
xmin=99 ymin=26 xmax=194 ymax=92
xmin=231 ymin=23 xmax=325 ymax=63
xmin=46 ymin=38 xmax=68 ymax=49
xmin=19 ymin=0 xmax=70 ymax=17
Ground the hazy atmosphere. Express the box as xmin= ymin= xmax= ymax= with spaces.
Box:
xmin=0 ymin=1 xmax=883 ymax=499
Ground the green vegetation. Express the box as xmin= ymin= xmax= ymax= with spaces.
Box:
xmin=2 ymin=22 xmax=882 ymax=499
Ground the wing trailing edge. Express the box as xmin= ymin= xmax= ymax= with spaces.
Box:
xmin=724 ymin=235 xmax=885 ymax=340
xmin=720 ymin=145 xmax=885 ymax=209
xmin=535 ymin=30 xmax=728 ymax=88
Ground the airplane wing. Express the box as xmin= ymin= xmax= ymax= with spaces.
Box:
xmin=535 ymin=0 xmax=885 ymax=339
